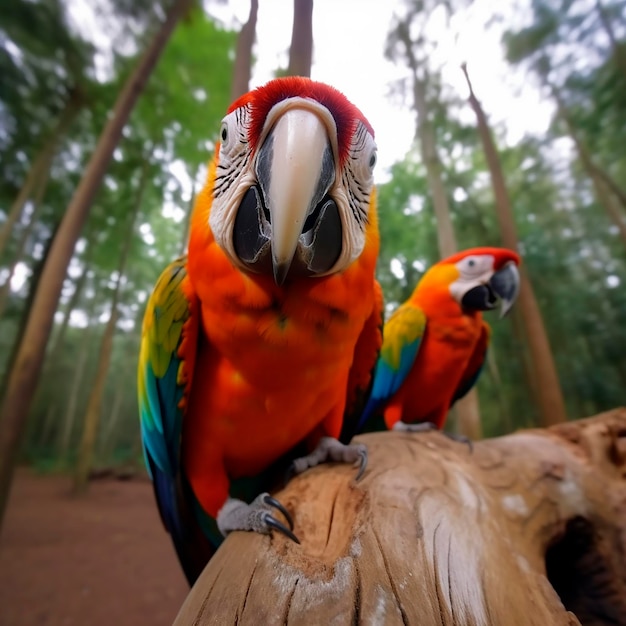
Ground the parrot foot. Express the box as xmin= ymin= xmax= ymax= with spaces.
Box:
xmin=393 ymin=421 xmax=473 ymax=453
xmin=216 ymin=493 xmax=300 ymax=544
xmin=392 ymin=420 xmax=437 ymax=433
xmin=288 ymin=436 xmax=368 ymax=481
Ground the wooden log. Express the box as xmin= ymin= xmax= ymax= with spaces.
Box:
xmin=174 ymin=409 xmax=626 ymax=626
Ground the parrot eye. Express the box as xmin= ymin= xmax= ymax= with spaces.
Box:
xmin=220 ymin=122 xmax=228 ymax=144
xmin=368 ymin=150 xmax=377 ymax=170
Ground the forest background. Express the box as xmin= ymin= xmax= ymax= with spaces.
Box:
xmin=0 ymin=0 xmax=624 ymax=529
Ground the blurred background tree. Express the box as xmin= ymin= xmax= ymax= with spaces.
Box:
xmin=0 ymin=0 xmax=624 ymax=525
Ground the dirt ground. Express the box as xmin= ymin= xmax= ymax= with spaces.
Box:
xmin=0 ymin=468 xmax=189 ymax=626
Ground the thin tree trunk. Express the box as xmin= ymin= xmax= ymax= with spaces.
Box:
xmin=0 ymin=0 xmax=190 ymax=531
xmin=46 ymin=249 xmax=92 ymax=365
xmin=98 ymin=375 xmax=125 ymax=462
xmin=597 ymin=178 xmax=626 ymax=245
xmin=397 ymin=25 xmax=481 ymax=438
xmin=594 ymin=164 xmax=626 ymax=211
xmin=0 ymin=192 xmax=46 ymax=318
xmin=485 ymin=345 xmax=512 ymax=433
xmin=509 ymin=306 xmax=540 ymax=411
xmin=412 ymin=75 xmax=457 ymax=255
xmin=461 ymin=63 xmax=567 ymax=426
xmin=72 ymin=157 xmax=148 ymax=493
xmin=30 ymin=250 xmax=94 ymax=449
xmin=36 ymin=404 xmax=58 ymax=451
xmin=287 ymin=0 xmax=314 ymax=77
xmin=595 ymin=0 xmax=626 ymax=83
xmin=0 ymin=98 xmax=79 ymax=261
xmin=58 ymin=316 xmax=97 ymax=460
xmin=552 ymin=84 xmax=626 ymax=213
xmin=566 ymin=119 xmax=626 ymax=232
xmin=230 ymin=0 xmax=258 ymax=101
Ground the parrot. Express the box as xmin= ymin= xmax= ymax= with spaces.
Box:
xmin=356 ymin=247 xmax=520 ymax=436
xmin=137 ymin=76 xmax=383 ymax=585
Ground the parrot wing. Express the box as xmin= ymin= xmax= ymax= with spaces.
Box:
xmin=451 ymin=320 xmax=491 ymax=404
xmin=138 ymin=257 xmax=216 ymax=584
xmin=356 ymin=302 xmax=427 ymax=432
xmin=139 ymin=256 xmax=197 ymax=483
xmin=340 ymin=280 xmax=385 ymax=443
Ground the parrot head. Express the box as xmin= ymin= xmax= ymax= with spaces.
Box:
xmin=420 ymin=247 xmax=521 ymax=317
xmin=207 ymin=77 xmax=378 ymax=285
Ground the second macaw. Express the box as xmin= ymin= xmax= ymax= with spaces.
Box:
xmin=357 ymin=247 xmax=520 ymax=435
xmin=138 ymin=77 xmax=383 ymax=585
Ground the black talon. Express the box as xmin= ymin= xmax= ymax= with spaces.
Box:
xmin=355 ymin=448 xmax=368 ymax=481
xmin=263 ymin=513 xmax=301 ymax=544
xmin=263 ymin=494 xmax=295 ymax=530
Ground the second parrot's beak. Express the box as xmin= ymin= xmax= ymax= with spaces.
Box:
xmin=233 ymin=105 xmax=341 ymax=285
xmin=490 ymin=261 xmax=520 ymax=317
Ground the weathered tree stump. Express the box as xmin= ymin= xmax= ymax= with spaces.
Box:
xmin=174 ymin=409 xmax=626 ymax=625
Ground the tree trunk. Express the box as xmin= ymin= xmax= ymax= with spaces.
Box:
xmin=175 ymin=408 xmax=626 ymax=625
xmin=0 ymin=97 xmax=79 ymax=261
xmin=46 ymin=248 xmax=92 ymax=366
xmin=596 ymin=178 xmax=626 ymax=246
xmin=230 ymin=0 xmax=258 ymax=101
xmin=36 ymin=404 xmax=58 ymax=451
xmin=485 ymin=345 xmax=512 ymax=432
xmin=564 ymin=118 xmax=626 ymax=234
xmin=31 ymin=256 xmax=94 ymax=451
xmin=0 ymin=0 xmax=191 ymax=531
xmin=462 ymin=63 xmax=567 ymax=426
xmin=551 ymin=84 xmax=626 ymax=214
xmin=57 ymin=317 xmax=97 ymax=460
xmin=98 ymin=375 xmax=125 ymax=462
xmin=72 ymin=155 xmax=148 ymax=493
xmin=595 ymin=0 xmax=626 ymax=84
xmin=287 ymin=0 xmax=314 ymax=77
xmin=0 ymin=182 xmax=47 ymax=318
xmin=397 ymin=25 xmax=482 ymax=439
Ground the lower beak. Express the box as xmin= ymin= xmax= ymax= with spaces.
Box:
xmin=490 ymin=262 xmax=520 ymax=317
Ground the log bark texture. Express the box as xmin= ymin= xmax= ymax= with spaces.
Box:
xmin=174 ymin=409 xmax=626 ymax=625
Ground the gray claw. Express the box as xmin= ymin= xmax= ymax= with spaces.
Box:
xmin=392 ymin=420 xmax=437 ymax=433
xmin=217 ymin=492 xmax=299 ymax=542
xmin=394 ymin=421 xmax=473 ymax=453
xmin=290 ymin=437 xmax=368 ymax=480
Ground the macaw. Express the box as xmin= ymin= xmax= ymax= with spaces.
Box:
xmin=138 ymin=77 xmax=383 ymax=585
xmin=357 ymin=247 xmax=520 ymax=436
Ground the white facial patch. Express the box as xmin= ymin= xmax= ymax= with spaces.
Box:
xmin=449 ymin=254 xmax=495 ymax=304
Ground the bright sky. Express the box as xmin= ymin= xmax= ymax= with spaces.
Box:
xmin=210 ymin=0 xmax=553 ymax=178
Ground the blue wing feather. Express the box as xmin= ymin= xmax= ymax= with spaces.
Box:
xmin=138 ymin=258 xmax=220 ymax=585
xmin=357 ymin=303 xmax=427 ymax=431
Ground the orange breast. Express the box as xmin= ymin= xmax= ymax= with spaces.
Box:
xmin=184 ymin=235 xmax=378 ymax=481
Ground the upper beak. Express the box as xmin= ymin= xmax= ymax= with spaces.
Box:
xmin=255 ymin=107 xmax=336 ymax=285
xmin=490 ymin=262 xmax=520 ymax=317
